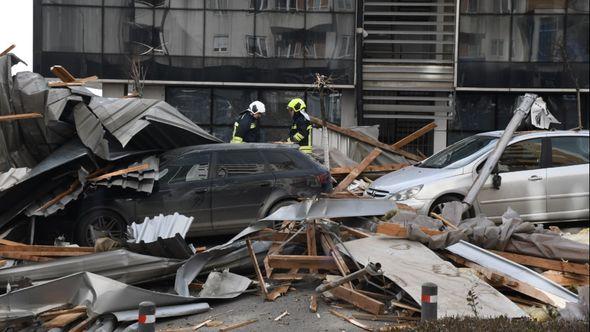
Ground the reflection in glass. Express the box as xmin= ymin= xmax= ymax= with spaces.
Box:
xmin=568 ymin=0 xmax=590 ymax=12
xmin=42 ymin=6 xmax=102 ymax=53
xmin=459 ymin=16 xmax=510 ymax=61
xmin=566 ymin=15 xmax=589 ymax=61
xmin=306 ymin=92 xmax=341 ymax=124
xmin=205 ymin=11 xmax=254 ymax=57
xmin=307 ymin=0 xmax=330 ymax=11
xmin=513 ymin=0 xmax=566 ymax=13
xmin=213 ymin=89 xmax=258 ymax=125
xmin=256 ymin=12 xmax=305 ymax=58
xmin=156 ymin=9 xmax=204 ymax=56
xmin=512 ymin=15 xmax=564 ymax=61
xmin=260 ymin=90 xmax=301 ymax=126
xmin=104 ymin=8 xmax=154 ymax=54
xmin=167 ymin=88 xmax=212 ymax=125
xmin=460 ymin=0 xmax=512 ymax=13
xmin=305 ymin=14 xmax=354 ymax=59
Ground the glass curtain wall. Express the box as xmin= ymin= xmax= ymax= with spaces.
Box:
xmin=458 ymin=0 xmax=589 ymax=88
xmin=37 ymin=0 xmax=356 ymax=84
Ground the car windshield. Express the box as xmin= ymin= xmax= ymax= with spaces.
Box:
xmin=419 ymin=135 xmax=498 ymax=169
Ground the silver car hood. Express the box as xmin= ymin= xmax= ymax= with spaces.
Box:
xmin=370 ymin=165 xmax=463 ymax=194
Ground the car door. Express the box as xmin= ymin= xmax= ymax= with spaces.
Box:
xmin=135 ymin=152 xmax=212 ymax=233
xmin=546 ymin=135 xmax=590 ymax=221
xmin=478 ymin=137 xmax=548 ymax=222
xmin=210 ymin=149 xmax=275 ymax=232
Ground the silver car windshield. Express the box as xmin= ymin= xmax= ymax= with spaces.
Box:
xmin=419 ymin=135 xmax=498 ymax=169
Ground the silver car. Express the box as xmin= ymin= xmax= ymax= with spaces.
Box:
xmin=366 ymin=130 xmax=589 ymax=223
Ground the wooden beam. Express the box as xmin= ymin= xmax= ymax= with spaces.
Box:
xmin=340 ymin=226 xmax=372 ymax=239
xmin=541 ymin=270 xmax=589 ymax=287
xmin=0 ymin=113 xmax=43 ymax=122
xmin=489 ymin=250 xmax=590 ymax=276
xmin=330 ymin=163 xmax=407 ymax=175
xmin=0 ymin=244 xmax=94 ymax=253
xmin=309 ymin=294 xmax=318 ymax=313
xmin=0 ymin=44 xmax=16 ymax=56
xmin=43 ymin=312 xmax=86 ymax=328
xmin=329 ymin=309 xmax=373 ymax=331
xmin=87 ymin=163 xmax=149 ymax=182
xmin=50 ymin=65 xmax=77 ymax=82
xmin=311 ymin=116 xmax=422 ymax=161
xmin=36 ymin=180 xmax=80 ymax=213
xmin=68 ymin=316 xmax=96 ymax=332
xmin=39 ymin=307 xmax=87 ymax=320
xmin=333 ymin=148 xmax=382 ymax=192
xmin=269 ymin=272 xmax=326 ymax=281
xmin=329 ymin=285 xmax=385 ymax=315
xmin=267 ymin=255 xmax=338 ymax=271
xmin=307 ymin=220 xmax=318 ymax=274
xmin=430 ymin=212 xmax=459 ymax=230
xmin=246 ymin=239 xmax=269 ymax=300
xmin=376 ymin=222 xmax=443 ymax=237
xmin=0 ymin=239 xmax=26 ymax=246
xmin=0 ymin=252 xmax=53 ymax=262
xmin=391 ymin=122 xmax=437 ymax=150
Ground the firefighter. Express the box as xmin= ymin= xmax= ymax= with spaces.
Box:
xmin=230 ymin=100 xmax=266 ymax=143
xmin=286 ymin=98 xmax=312 ymax=154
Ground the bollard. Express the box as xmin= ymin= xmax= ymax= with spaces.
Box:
xmin=138 ymin=301 xmax=156 ymax=332
xmin=421 ymin=282 xmax=437 ymax=321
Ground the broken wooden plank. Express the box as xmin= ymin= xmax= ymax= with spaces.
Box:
xmin=334 ymin=148 xmax=382 ymax=192
xmin=273 ymin=311 xmax=289 ymax=321
xmin=0 ymin=113 xmax=43 ymax=122
xmin=269 ymin=273 xmax=326 ymax=281
xmin=329 ymin=309 xmax=373 ymax=331
xmin=87 ymin=163 xmax=149 ymax=182
xmin=311 ymin=116 xmax=422 ymax=161
xmin=352 ymin=313 xmax=420 ymax=322
xmin=330 ymin=163 xmax=408 ymax=175
xmin=391 ymin=122 xmax=437 ymax=150
xmin=340 ymin=226 xmax=372 ymax=239
xmin=307 ymin=220 xmax=318 ymax=274
xmin=0 ymin=252 xmax=53 ymax=262
xmin=50 ymin=65 xmax=77 ymax=82
xmin=69 ymin=316 xmax=96 ymax=332
xmin=328 ymin=284 xmax=385 ymax=315
xmin=376 ymin=222 xmax=443 ymax=237
xmin=43 ymin=312 xmax=86 ymax=328
xmin=267 ymin=255 xmax=338 ymax=271
xmin=246 ymin=239 xmax=269 ymax=300
xmin=35 ymin=180 xmax=80 ymax=213
xmin=218 ymin=318 xmax=258 ymax=332
xmin=430 ymin=212 xmax=459 ymax=230
xmin=0 ymin=44 xmax=16 ymax=56
xmin=309 ymin=294 xmax=318 ymax=313
xmin=0 ymin=244 xmax=94 ymax=253
xmin=489 ymin=250 xmax=590 ymax=276
xmin=541 ymin=270 xmax=589 ymax=287
xmin=39 ymin=306 xmax=87 ymax=320
xmin=0 ymin=239 xmax=26 ymax=246
xmin=320 ymin=233 xmax=353 ymax=288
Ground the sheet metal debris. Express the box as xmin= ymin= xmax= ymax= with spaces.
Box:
xmin=0 ymin=167 xmax=29 ymax=191
xmin=128 ymin=213 xmax=193 ymax=244
xmin=262 ymin=198 xmax=397 ymax=221
xmin=112 ymin=303 xmax=210 ymax=322
xmin=0 ymin=272 xmax=207 ymax=320
xmin=447 ymin=240 xmax=578 ymax=308
xmin=197 ymin=270 xmax=252 ymax=299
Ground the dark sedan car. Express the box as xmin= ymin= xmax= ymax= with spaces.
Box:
xmin=74 ymin=143 xmax=331 ymax=245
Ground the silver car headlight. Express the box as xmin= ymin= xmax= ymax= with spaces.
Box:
xmin=389 ymin=185 xmax=423 ymax=201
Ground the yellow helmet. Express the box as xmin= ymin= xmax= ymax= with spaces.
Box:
xmin=287 ymin=98 xmax=306 ymax=112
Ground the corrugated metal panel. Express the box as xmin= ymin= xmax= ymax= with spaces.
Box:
xmin=0 ymin=167 xmax=29 ymax=191
xmin=128 ymin=213 xmax=194 ymax=243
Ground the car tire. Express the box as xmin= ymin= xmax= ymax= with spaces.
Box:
xmin=429 ymin=195 xmax=474 ymax=220
xmin=75 ymin=209 xmax=127 ymax=246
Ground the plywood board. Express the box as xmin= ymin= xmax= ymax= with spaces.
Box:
xmin=338 ymin=237 xmax=526 ymax=318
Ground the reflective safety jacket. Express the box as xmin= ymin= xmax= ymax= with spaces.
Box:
xmin=231 ymin=111 xmax=260 ymax=143
xmin=287 ymin=111 xmax=312 ymax=154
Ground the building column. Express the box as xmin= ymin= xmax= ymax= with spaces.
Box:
xmin=433 ymin=117 xmax=448 ymax=153
xmin=341 ymin=89 xmax=357 ymax=127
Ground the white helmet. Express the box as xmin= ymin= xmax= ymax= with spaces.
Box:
xmin=248 ymin=101 xmax=266 ymax=114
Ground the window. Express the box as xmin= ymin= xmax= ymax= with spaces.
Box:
xmin=491 ymin=39 xmax=505 ymax=57
xmin=307 ymin=0 xmax=329 ymax=10
xmin=277 ymin=0 xmax=303 ymax=10
xmin=207 ymin=0 xmax=228 ymax=9
xmin=336 ymin=35 xmax=354 ymax=58
xmin=334 ymin=0 xmax=353 ymax=11
xmin=213 ymin=35 xmax=229 ymax=52
xmin=420 ymin=135 xmax=498 ymax=169
xmin=162 ymin=152 xmax=210 ymax=183
xmin=265 ymin=151 xmax=299 ymax=171
xmin=246 ymin=35 xmax=268 ymax=57
xmin=215 ymin=151 xmax=266 ymax=177
xmin=550 ymin=136 xmax=589 ymax=167
xmin=498 ymin=138 xmax=543 ymax=172
xmin=250 ymin=0 xmax=268 ymax=10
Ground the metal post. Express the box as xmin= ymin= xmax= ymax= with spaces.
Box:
xmin=461 ymin=93 xmax=537 ymax=213
xmin=421 ymin=282 xmax=438 ymax=321
xmin=138 ymin=301 xmax=156 ymax=332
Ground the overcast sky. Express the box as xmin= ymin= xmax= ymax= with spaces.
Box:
xmin=0 ymin=0 xmax=33 ymax=73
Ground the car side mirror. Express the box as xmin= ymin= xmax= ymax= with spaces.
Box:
xmin=492 ymin=173 xmax=502 ymax=189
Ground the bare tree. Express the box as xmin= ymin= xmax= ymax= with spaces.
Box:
xmin=128 ymin=54 xmax=147 ymax=98
xmin=313 ymin=73 xmax=336 ymax=168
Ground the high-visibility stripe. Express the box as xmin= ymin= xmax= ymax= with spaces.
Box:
xmin=294 ymin=133 xmax=304 ymax=141
xmin=138 ymin=314 xmax=156 ymax=324
xmin=231 ymin=136 xmax=243 ymax=143
xmin=421 ymin=294 xmax=437 ymax=303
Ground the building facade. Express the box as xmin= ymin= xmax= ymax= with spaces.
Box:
xmin=34 ymin=0 xmax=589 ymax=153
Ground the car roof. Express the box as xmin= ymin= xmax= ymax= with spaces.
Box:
xmin=476 ymin=129 xmax=589 ymax=140
xmin=163 ymin=143 xmax=299 ymax=157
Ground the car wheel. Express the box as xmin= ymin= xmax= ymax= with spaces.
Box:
xmin=429 ymin=195 xmax=474 ymax=220
xmin=76 ymin=209 xmax=127 ymax=246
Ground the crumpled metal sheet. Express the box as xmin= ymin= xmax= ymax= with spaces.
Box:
xmin=0 ymin=272 xmax=206 ymax=319
xmin=128 ymin=213 xmax=193 ymax=244
xmin=197 ymin=270 xmax=251 ymax=299
xmin=447 ymin=240 xmax=578 ymax=308
xmin=74 ymin=102 xmax=110 ymax=160
xmin=126 ymin=234 xmax=194 ymax=260
xmin=0 ymin=167 xmax=29 ymax=191
xmin=112 ymin=302 xmax=210 ymax=322
xmin=175 ymin=222 xmax=271 ymax=297
xmin=94 ymin=156 xmax=159 ymax=193
xmin=0 ymin=249 xmax=181 ymax=285
xmin=25 ymin=167 xmax=89 ymax=217
xmin=261 ymin=198 xmax=397 ymax=221
xmin=87 ymin=96 xmax=221 ymax=152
